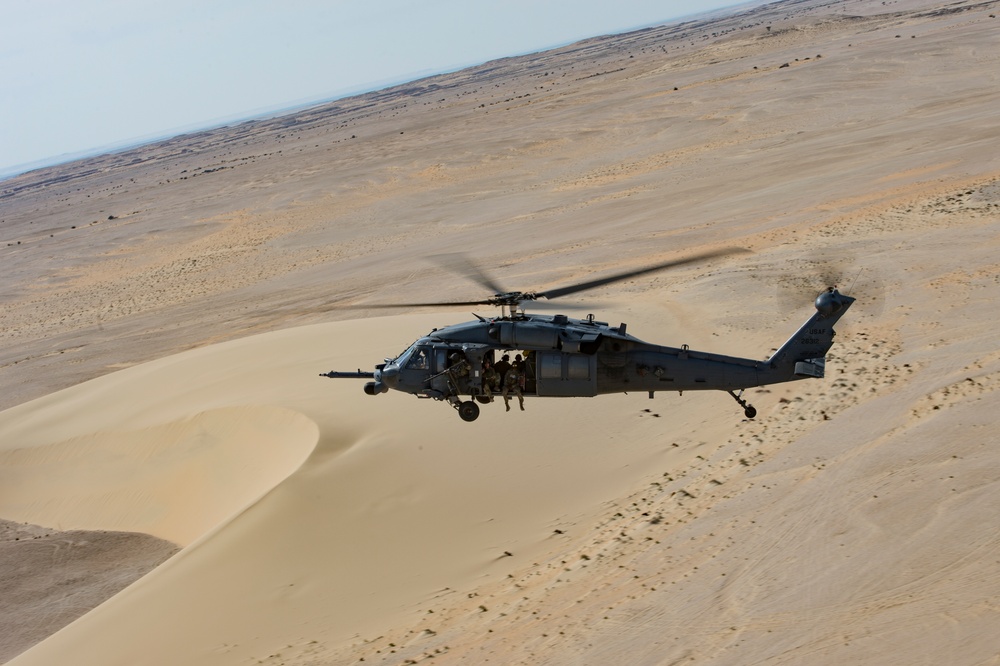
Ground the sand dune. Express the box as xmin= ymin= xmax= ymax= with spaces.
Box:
xmin=0 ymin=324 xmax=338 ymax=545
xmin=2 ymin=0 xmax=1000 ymax=663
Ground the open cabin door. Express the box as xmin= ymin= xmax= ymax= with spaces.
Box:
xmin=535 ymin=351 xmax=597 ymax=397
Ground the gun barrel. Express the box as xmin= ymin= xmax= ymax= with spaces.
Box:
xmin=320 ymin=370 xmax=375 ymax=379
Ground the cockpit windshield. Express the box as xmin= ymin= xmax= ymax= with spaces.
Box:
xmin=398 ymin=343 xmax=431 ymax=370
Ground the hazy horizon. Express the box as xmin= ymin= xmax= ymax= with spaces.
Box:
xmin=1 ymin=1 xmax=746 ymax=179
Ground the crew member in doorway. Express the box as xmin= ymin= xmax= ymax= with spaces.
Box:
xmin=482 ymin=358 xmax=499 ymax=402
xmin=502 ymin=362 xmax=525 ymax=412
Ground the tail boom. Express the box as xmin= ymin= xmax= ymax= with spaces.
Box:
xmin=762 ymin=288 xmax=855 ymax=384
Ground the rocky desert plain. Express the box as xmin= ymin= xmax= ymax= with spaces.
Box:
xmin=1 ymin=0 xmax=999 ymax=663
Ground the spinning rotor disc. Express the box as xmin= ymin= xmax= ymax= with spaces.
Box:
xmin=347 ymin=247 xmax=750 ymax=311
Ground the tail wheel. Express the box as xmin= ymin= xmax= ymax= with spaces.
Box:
xmin=458 ymin=401 xmax=481 ymax=422
xmin=728 ymin=390 xmax=757 ymax=420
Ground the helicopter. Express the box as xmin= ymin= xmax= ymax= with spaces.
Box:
xmin=321 ymin=248 xmax=855 ymax=422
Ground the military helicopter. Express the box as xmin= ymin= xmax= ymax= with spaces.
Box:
xmin=321 ymin=248 xmax=855 ymax=422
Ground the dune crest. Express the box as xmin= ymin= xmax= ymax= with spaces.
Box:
xmin=0 ymin=406 xmax=319 ymax=546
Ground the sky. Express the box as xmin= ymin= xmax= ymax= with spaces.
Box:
xmin=1 ymin=0 xmax=743 ymax=177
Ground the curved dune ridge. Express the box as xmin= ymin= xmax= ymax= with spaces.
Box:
xmin=0 ymin=321 xmax=377 ymax=547
xmin=1 ymin=313 xmax=478 ymax=548
xmin=0 ymin=406 xmax=320 ymax=546
xmin=0 ymin=322 xmax=357 ymax=663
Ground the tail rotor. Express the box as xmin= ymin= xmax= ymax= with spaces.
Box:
xmin=776 ymin=251 xmax=884 ymax=324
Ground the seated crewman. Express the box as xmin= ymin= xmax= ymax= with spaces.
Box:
xmin=502 ymin=363 xmax=525 ymax=412
xmin=481 ymin=358 xmax=499 ymax=402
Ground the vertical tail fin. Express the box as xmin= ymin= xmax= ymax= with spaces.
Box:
xmin=764 ymin=288 xmax=855 ymax=382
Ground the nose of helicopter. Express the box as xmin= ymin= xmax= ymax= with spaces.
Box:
xmin=380 ymin=364 xmax=399 ymax=385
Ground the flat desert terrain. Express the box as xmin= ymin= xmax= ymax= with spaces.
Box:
xmin=2 ymin=0 xmax=999 ymax=663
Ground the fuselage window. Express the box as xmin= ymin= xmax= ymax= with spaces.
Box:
xmin=435 ymin=349 xmax=449 ymax=373
xmin=567 ymin=355 xmax=591 ymax=380
xmin=539 ymin=353 xmax=561 ymax=379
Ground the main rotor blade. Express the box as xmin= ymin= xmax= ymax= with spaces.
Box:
xmin=339 ymin=299 xmax=494 ymax=309
xmin=429 ymin=253 xmax=507 ymax=295
xmin=536 ymin=247 xmax=749 ymax=300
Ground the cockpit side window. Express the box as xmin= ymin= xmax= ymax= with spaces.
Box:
xmin=404 ymin=346 xmax=431 ymax=370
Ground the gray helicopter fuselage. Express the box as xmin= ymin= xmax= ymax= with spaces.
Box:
xmin=422 ymin=313 xmax=760 ymax=397
xmin=370 ymin=289 xmax=852 ymax=402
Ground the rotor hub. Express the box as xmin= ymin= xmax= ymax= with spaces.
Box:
xmin=815 ymin=288 xmax=852 ymax=317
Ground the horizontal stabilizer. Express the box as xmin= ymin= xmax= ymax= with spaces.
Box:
xmin=794 ymin=358 xmax=825 ymax=378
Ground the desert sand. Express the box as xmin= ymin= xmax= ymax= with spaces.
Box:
xmin=2 ymin=0 xmax=999 ymax=663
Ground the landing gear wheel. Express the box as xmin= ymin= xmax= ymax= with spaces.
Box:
xmin=474 ymin=395 xmax=491 ymax=405
xmin=458 ymin=400 xmax=481 ymax=422
xmin=727 ymin=389 xmax=757 ymax=420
